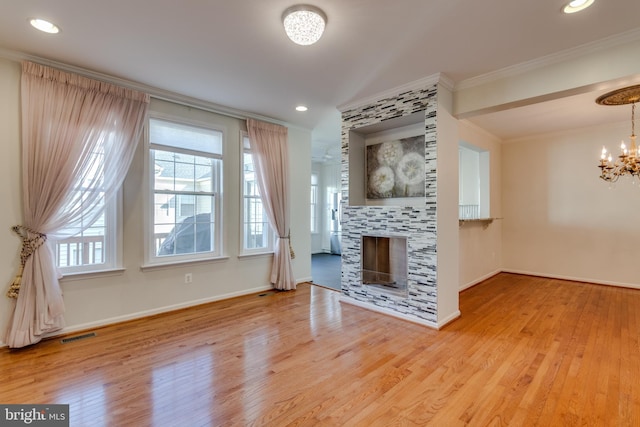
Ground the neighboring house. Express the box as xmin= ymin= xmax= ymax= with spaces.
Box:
xmin=154 ymin=153 xmax=214 ymax=251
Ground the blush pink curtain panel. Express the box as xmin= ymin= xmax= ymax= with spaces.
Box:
xmin=4 ymin=61 xmax=149 ymax=348
xmin=246 ymin=119 xmax=296 ymax=291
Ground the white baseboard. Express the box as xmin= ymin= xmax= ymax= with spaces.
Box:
xmin=501 ymin=269 xmax=640 ymax=290
xmin=438 ymin=310 xmax=462 ymax=328
xmin=459 ymin=270 xmax=502 ymax=291
xmin=0 ymin=284 xmax=274 ymax=348
xmin=339 ymin=296 xmax=460 ymax=330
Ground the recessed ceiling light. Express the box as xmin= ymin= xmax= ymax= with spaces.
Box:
xmin=296 ymin=105 xmax=308 ymax=112
xmin=29 ymin=18 xmax=60 ymax=34
xmin=563 ymin=0 xmax=594 ymax=14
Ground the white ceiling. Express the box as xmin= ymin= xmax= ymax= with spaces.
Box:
xmin=0 ymin=0 xmax=639 ymax=159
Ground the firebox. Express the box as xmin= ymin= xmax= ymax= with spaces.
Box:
xmin=361 ymin=234 xmax=408 ymax=297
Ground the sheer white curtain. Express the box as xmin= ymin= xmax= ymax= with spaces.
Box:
xmin=246 ymin=119 xmax=296 ymax=290
xmin=4 ymin=61 xmax=149 ymax=348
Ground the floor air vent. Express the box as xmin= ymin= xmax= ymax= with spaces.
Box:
xmin=61 ymin=332 xmax=96 ymax=344
xmin=258 ymin=292 xmax=275 ymax=297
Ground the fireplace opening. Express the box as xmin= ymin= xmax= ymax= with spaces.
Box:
xmin=361 ymin=235 xmax=408 ymax=297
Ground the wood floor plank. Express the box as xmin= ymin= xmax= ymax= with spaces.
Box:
xmin=2 ymin=273 xmax=640 ymax=426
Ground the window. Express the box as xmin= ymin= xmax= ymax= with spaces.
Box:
xmin=147 ymin=117 xmax=223 ymax=264
xmin=241 ymin=134 xmax=273 ymax=254
xmin=55 ymin=145 xmax=120 ymax=274
xmin=310 ymin=173 xmax=319 ymax=233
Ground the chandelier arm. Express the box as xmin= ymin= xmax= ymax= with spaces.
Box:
xmin=633 ymin=102 xmax=636 ymax=137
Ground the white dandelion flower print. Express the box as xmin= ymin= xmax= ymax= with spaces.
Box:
xmin=396 ymin=152 xmax=424 ymax=186
xmin=376 ymin=141 xmax=403 ymax=166
xmin=369 ymin=166 xmax=395 ymax=197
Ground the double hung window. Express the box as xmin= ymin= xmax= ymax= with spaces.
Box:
xmin=148 ymin=117 xmax=223 ymax=264
xmin=55 ymin=145 xmax=120 ymax=274
xmin=241 ymin=134 xmax=273 ymax=255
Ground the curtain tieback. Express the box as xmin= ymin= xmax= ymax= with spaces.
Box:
xmin=278 ymin=231 xmax=295 ymax=260
xmin=7 ymin=225 xmax=47 ymax=299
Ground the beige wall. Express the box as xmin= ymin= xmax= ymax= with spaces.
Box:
xmin=0 ymin=59 xmax=22 ymax=344
xmin=458 ymin=121 xmax=502 ymax=289
xmin=0 ymin=57 xmax=312 ymax=345
xmin=459 ymin=115 xmax=640 ymax=290
xmin=502 ymin=121 xmax=640 ymax=287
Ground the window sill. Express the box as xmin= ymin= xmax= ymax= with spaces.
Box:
xmin=238 ymin=251 xmax=274 ymax=259
xmin=60 ymin=267 xmax=126 ymax=282
xmin=140 ymin=256 xmax=229 ymax=271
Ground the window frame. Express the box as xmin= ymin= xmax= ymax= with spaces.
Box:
xmin=240 ymin=132 xmax=274 ymax=256
xmin=310 ymin=172 xmax=319 ymax=234
xmin=144 ymin=113 xmax=224 ymax=267
xmin=55 ymin=189 xmax=123 ymax=276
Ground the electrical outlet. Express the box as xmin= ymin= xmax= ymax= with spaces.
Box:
xmin=184 ymin=273 xmax=193 ymax=284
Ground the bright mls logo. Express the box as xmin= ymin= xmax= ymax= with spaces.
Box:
xmin=0 ymin=404 xmax=69 ymax=426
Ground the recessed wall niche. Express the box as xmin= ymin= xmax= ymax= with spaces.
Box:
xmin=348 ymin=111 xmax=425 ymax=207
xmin=458 ymin=141 xmax=490 ymax=219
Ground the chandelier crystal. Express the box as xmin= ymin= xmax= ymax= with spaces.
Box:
xmin=282 ymin=5 xmax=327 ymax=46
xmin=597 ymin=85 xmax=640 ymax=183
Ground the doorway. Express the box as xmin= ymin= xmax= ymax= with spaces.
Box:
xmin=311 ymin=253 xmax=341 ymax=291
xmin=311 ymin=163 xmax=342 ymax=291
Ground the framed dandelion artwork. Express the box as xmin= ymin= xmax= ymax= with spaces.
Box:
xmin=366 ymin=136 xmax=425 ymax=199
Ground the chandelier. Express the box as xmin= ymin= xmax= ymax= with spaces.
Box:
xmin=597 ymin=85 xmax=640 ymax=183
xmin=282 ymin=5 xmax=327 ymax=46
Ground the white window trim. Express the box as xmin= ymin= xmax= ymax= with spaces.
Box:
xmin=144 ymin=112 xmax=225 ymax=267
xmin=239 ymin=131 xmax=274 ymax=256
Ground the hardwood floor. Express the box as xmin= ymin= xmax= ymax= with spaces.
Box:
xmin=2 ymin=273 xmax=640 ymax=426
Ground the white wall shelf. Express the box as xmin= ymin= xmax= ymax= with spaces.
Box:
xmin=458 ymin=218 xmax=502 ymax=229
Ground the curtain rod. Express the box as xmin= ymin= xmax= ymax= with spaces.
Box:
xmin=0 ymin=47 xmax=291 ymax=128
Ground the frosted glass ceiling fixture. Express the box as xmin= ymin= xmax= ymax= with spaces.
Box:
xmin=563 ymin=0 xmax=594 ymax=14
xmin=282 ymin=5 xmax=327 ymax=46
xmin=29 ymin=18 xmax=60 ymax=34
xmin=597 ymin=85 xmax=640 ymax=183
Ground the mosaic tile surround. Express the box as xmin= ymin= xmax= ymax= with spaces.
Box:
xmin=341 ymin=85 xmax=439 ymax=324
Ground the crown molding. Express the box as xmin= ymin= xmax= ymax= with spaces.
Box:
xmin=437 ymin=73 xmax=455 ymax=91
xmin=455 ymin=28 xmax=640 ymax=91
xmin=0 ymin=47 xmax=293 ymax=129
xmin=459 ymin=119 xmax=502 ymax=143
xmin=337 ymin=72 xmax=453 ymax=112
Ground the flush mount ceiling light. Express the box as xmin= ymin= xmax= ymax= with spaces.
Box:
xmin=296 ymin=105 xmax=308 ymax=112
xmin=29 ymin=18 xmax=60 ymax=34
xmin=282 ymin=5 xmax=327 ymax=46
xmin=563 ymin=0 xmax=594 ymax=14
